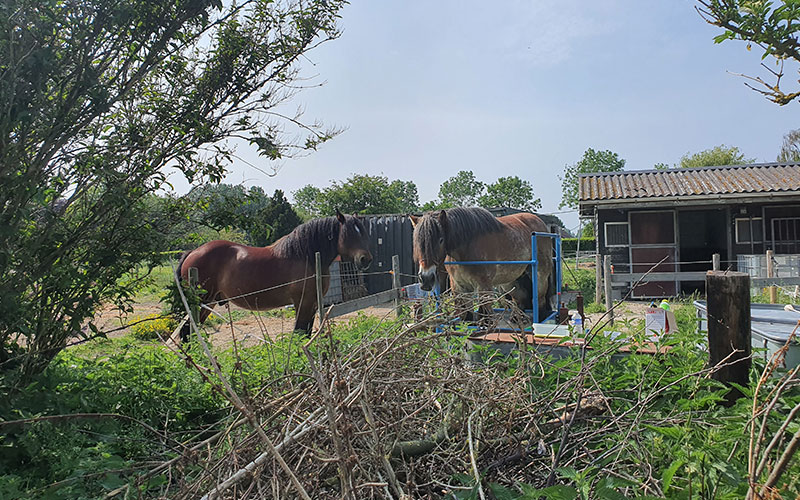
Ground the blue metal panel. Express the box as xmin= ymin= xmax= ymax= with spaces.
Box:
xmin=443 ymin=231 xmax=563 ymax=325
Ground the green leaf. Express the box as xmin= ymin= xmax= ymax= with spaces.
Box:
xmin=519 ymin=484 xmax=579 ymax=500
xmin=662 ymin=459 xmax=684 ymax=494
xmin=488 ymin=482 xmax=518 ymax=500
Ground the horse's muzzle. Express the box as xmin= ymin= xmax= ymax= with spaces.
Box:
xmin=356 ymin=254 xmax=373 ymax=271
xmin=418 ymin=267 xmax=437 ymax=291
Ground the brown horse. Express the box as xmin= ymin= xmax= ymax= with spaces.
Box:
xmin=410 ymin=207 xmax=554 ymax=320
xmin=176 ymin=210 xmax=372 ymax=339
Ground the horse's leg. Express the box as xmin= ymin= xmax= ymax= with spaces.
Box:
xmin=293 ymin=296 xmax=317 ymax=336
xmin=450 ymin=279 xmax=476 ymax=322
xmin=179 ymin=291 xmax=216 ymax=343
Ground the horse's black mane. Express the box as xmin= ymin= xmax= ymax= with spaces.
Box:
xmin=417 ymin=207 xmax=503 ymax=252
xmin=273 ymin=216 xmax=341 ymax=264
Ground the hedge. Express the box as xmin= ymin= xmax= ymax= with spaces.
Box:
xmin=561 ymin=237 xmax=596 ymax=254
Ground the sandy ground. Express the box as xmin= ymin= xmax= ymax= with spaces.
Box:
xmin=89 ymin=294 xmax=658 ymax=351
xmin=90 ymin=301 xmax=398 ymax=349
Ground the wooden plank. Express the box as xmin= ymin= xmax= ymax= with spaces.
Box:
xmin=604 ymin=256 xmax=614 ymax=326
xmin=706 ymin=271 xmax=750 ymax=406
xmin=751 ymin=276 xmax=800 ymax=286
xmin=392 ymin=255 xmax=400 ymax=316
xmin=767 ymin=249 xmax=777 ymax=304
xmin=611 ymin=272 xmax=800 ymax=286
xmin=611 ymin=271 xmax=708 ymax=283
xmin=595 ymin=253 xmax=602 ymax=305
xmin=328 ymin=288 xmax=401 ymax=318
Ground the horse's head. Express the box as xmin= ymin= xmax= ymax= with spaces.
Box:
xmin=336 ymin=209 xmax=372 ymax=271
xmin=410 ymin=210 xmax=448 ymax=291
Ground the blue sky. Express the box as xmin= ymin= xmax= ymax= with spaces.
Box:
xmin=186 ymin=1 xmax=800 ymax=231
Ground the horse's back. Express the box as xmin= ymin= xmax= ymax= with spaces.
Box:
xmin=499 ymin=212 xmax=548 ymax=234
xmin=181 ymin=240 xmax=241 ymax=277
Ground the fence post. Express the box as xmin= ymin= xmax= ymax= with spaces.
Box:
xmin=712 ymin=253 xmax=720 ymax=271
xmin=766 ymin=249 xmax=777 ymax=304
xmin=595 ymin=253 xmax=603 ymax=305
xmin=392 ymin=255 xmax=401 ymax=317
xmin=188 ymin=267 xmax=200 ymax=327
xmin=603 ymin=255 xmax=614 ymax=326
xmin=315 ymin=252 xmax=324 ymax=328
xmin=706 ymin=271 xmax=751 ymax=406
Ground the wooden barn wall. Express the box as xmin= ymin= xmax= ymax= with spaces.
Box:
xmin=363 ymin=215 xmax=416 ymax=294
xmin=596 ymin=209 xmax=630 ymax=270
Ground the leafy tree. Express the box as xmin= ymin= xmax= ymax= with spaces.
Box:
xmin=437 ymin=170 xmax=485 ymax=207
xmin=294 ymin=174 xmax=420 ymax=216
xmin=292 ymin=185 xmax=324 ymax=219
xmin=699 ymin=1 xmax=800 ymax=105
xmin=679 ymin=144 xmax=754 ymax=168
xmin=560 ymin=148 xmax=626 ymax=209
xmin=778 ymin=129 xmax=800 ymax=162
xmin=388 ymin=180 xmax=421 ymax=213
xmin=0 ymin=0 xmax=345 ymax=379
xmin=477 ymin=176 xmax=542 ymax=211
xmin=190 ymin=185 xmax=301 ymax=246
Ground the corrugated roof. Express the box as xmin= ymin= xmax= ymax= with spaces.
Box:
xmin=579 ymin=163 xmax=800 ymax=203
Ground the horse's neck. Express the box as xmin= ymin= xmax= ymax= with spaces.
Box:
xmin=311 ymin=227 xmax=340 ymax=267
xmin=446 ymin=244 xmax=471 ymax=262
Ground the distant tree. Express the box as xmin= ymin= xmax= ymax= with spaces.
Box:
xmin=420 ymin=199 xmax=445 ymax=212
xmin=478 ymin=176 xmax=541 ymax=211
xmin=581 ymin=223 xmax=595 ymax=238
xmin=679 ymin=145 xmax=754 ymax=168
xmin=388 ymin=180 xmax=421 ymax=213
xmin=294 ymin=174 xmax=419 ymax=216
xmin=437 ymin=170 xmax=485 ymax=207
xmin=190 ymin=185 xmax=301 ymax=246
xmin=261 ymin=190 xmax=303 ymax=245
xmin=778 ymin=129 xmax=800 ymax=162
xmin=699 ymin=1 xmax=800 ymax=105
xmin=292 ymin=185 xmax=324 ymax=219
xmin=560 ymin=148 xmax=626 ymax=209
xmin=653 ymin=162 xmax=671 ymax=170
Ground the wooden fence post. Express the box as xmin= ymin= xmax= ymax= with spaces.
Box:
xmin=392 ymin=255 xmax=401 ymax=317
xmin=315 ymin=252 xmax=324 ymax=328
xmin=766 ymin=249 xmax=777 ymax=304
xmin=603 ymin=255 xmax=613 ymax=326
xmin=188 ymin=267 xmax=200 ymax=327
xmin=712 ymin=253 xmax=720 ymax=271
xmin=706 ymin=271 xmax=751 ymax=406
xmin=595 ymin=253 xmax=603 ymax=305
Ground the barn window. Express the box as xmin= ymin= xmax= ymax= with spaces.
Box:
xmin=735 ymin=217 xmax=763 ymax=244
xmin=772 ymin=217 xmax=800 ymax=253
xmin=604 ymin=222 xmax=629 ymax=247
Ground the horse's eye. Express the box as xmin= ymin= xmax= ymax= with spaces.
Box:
xmin=438 ymin=237 xmax=444 ymax=245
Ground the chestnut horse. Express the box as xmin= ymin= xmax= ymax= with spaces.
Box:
xmin=410 ymin=207 xmax=554 ymax=320
xmin=176 ymin=210 xmax=372 ymax=339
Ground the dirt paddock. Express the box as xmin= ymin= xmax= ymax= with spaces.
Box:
xmin=90 ymin=295 xmax=657 ymax=350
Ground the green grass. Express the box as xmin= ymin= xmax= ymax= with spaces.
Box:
xmin=5 ymin=302 xmax=798 ymax=499
xmin=120 ymin=264 xmax=176 ymax=304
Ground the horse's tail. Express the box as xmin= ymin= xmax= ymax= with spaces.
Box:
xmin=175 ymin=250 xmax=190 ymax=285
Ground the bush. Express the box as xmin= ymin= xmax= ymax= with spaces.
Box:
xmin=562 ymin=265 xmax=596 ymax=304
xmin=561 ymin=237 xmax=596 ymax=254
xmin=128 ymin=314 xmax=177 ymax=340
xmin=0 ymin=340 xmax=225 ymax=498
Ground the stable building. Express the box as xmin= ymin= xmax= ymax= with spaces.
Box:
xmin=579 ymin=163 xmax=800 ymax=298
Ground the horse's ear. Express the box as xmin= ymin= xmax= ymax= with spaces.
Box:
xmin=335 ymin=209 xmax=346 ymax=224
xmin=409 ymin=215 xmax=419 ymax=227
xmin=438 ymin=210 xmax=448 ymax=231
